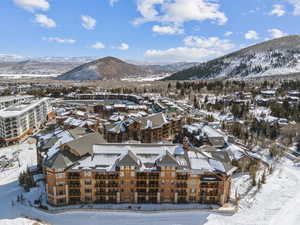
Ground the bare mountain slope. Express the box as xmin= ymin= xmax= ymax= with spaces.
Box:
xmin=56 ymin=56 xmax=191 ymax=80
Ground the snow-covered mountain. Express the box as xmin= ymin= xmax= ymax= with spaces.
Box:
xmin=0 ymin=60 xmax=83 ymax=75
xmin=0 ymin=55 xmax=197 ymax=76
xmin=165 ymin=35 xmax=300 ymax=80
xmin=56 ymin=56 xmax=174 ymax=80
xmin=0 ymin=54 xmax=29 ymax=62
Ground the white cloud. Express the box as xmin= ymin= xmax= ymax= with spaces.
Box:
xmin=42 ymin=37 xmax=76 ymax=44
xmin=145 ymin=47 xmax=224 ymax=62
xmin=109 ymin=0 xmax=119 ymax=6
xmin=183 ymin=36 xmax=234 ymax=51
xmin=152 ymin=25 xmax=183 ymax=35
xmin=134 ymin=0 xmax=228 ymax=26
xmin=268 ymin=28 xmax=288 ymax=39
xmin=287 ymin=0 xmax=300 ymax=15
xmin=34 ymin=14 xmax=56 ymax=28
xmin=91 ymin=42 xmax=105 ymax=49
xmin=13 ymin=0 xmax=49 ymax=12
xmin=145 ymin=35 xmax=235 ymax=62
xmin=245 ymin=30 xmax=259 ymax=40
xmin=270 ymin=4 xmax=285 ymax=17
xmin=115 ymin=43 xmax=129 ymax=50
xmin=81 ymin=15 xmax=97 ymax=30
xmin=224 ymin=31 xmax=233 ymax=37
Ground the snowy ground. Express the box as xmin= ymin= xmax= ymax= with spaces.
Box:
xmin=1 ymin=143 xmax=300 ymax=225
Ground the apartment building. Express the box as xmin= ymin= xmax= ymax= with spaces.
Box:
xmin=0 ymin=98 xmax=52 ymax=143
xmin=0 ymin=95 xmax=34 ymax=110
xmin=65 ymin=93 xmax=143 ymax=104
xmin=104 ymin=113 xmax=183 ymax=143
xmin=43 ymin=141 xmax=232 ymax=206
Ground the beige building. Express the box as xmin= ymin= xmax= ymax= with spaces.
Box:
xmin=104 ymin=113 xmax=183 ymax=143
xmin=43 ymin=140 xmax=232 ymax=206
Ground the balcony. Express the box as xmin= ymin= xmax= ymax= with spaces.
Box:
xmin=177 ymin=191 xmax=187 ymax=196
xmin=68 ymin=173 xmax=80 ymax=179
xmin=68 ymin=182 xmax=80 ymax=188
xmin=176 ymin=183 xmax=187 ymax=188
xmin=176 ymin=175 xmax=188 ymax=180
xmin=69 ymin=190 xmax=81 ymax=197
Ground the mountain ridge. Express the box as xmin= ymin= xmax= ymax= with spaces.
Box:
xmin=164 ymin=35 xmax=300 ymax=80
xmin=56 ymin=56 xmax=199 ymax=80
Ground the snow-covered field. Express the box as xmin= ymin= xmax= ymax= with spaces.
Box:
xmin=0 ymin=74 xmax=59 ymax=79
xmin=1 ymin=142 xmax=300 ymax=225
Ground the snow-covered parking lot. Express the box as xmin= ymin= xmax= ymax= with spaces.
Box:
xmin=1 ymin=142 xmax=300 ymax=225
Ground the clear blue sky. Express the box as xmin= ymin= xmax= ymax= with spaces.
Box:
xmin=0 ymin=0 xmax=299 ymax=62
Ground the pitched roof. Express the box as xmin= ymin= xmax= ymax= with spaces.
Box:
xmin=42 ymin=136 xmax=60 ymax=150
xmin=118 ymin=150 xmax=140 ymax=167
xmin=136 ymin=113 xmax=168 ymax=129
xmin=68 ymin=127 xmax=91 ymax=139
xmin=65 ymin=132 xmax=105 ymax=156
xmin=157 ymin=151 xmax=179 ymax=167
xmin=45 ymin=150 xmax=80 ymax=169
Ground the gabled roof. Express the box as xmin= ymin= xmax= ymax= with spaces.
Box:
xmin=68 ymin=127 xmax=91 ymax=139
xmin=42 ymin=136 xmax=60 ymax=150
xmin=118 ymin=150 xmax=140 ymax=167
xmin=44 ymin=150 xmax=80 ymax=169
xmin=157 ymin=151 xmax=179 ymax=167
xmin=136 ymin=113 xmax=168 ymax=129
xmin=65 ymin=132 xmax=105 ymax=156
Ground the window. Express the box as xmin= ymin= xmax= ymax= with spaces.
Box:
xmin=84 ymin=171 xmax=91 ymax=177
xmin=57 ymin=198 xmax=66 ymax=204
xmin=55 ymin=173 xmax=65 ymax=179
xmin=57 ymin=190 xmax=65 ymax=195
xmin=85 ymin=197 xmax=92 ymax=201
xmin=85 ymin=189 xmax=92 ymax=193
xmin=85 ymin=180 xmax=92 ymax=185
xmin=56 ymin=182 xmax=65 ymax=186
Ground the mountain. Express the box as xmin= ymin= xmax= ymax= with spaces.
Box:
xmin=0 ymin=55 xmax=198 ymax=77
xmin=56 ymin=56 xmax=186 ymax=81
xmin=165 ymin=35 xmax=300 ymax=80
xmin=0 ymin=60 xmax=82 ymax=75
xmin=0 ymin=54 xmax=30 ymax=62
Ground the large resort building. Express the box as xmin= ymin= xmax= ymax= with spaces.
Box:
xmin=104 ymin=113 xmax=183 ymax=143
xmin=43 ymin=139 xmax=232 ymax=206
xmin=0 ymin=98 xmax=53 ymax=144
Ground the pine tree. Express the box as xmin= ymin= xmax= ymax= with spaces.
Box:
xmin=193 ymin=96 xmax=199 ymax=109
xmin=261 ymin=170 xmax=266 ymax=184
xmin=258 ymin=179 xmax=262 ymax=191
xmin=296 ymin=137 xmax=300 ymax=152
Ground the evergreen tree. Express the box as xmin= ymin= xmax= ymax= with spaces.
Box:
xmin=258 ymin=179 xmax=262 ymax=191
xmin=193 ymin=96 xmax=199 ymax=109
xmin=261 ymin=170 xmax=266 ymax=184
xmin=296 ymin=137 xmax=300 ymax=152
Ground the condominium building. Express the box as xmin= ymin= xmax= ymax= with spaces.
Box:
xmin=0 ymin=98 xmax=52 ymax=143
xmin=43 ymin=140 xmax=233 ymax=206
xmin=104 ymin=113 xmax=183 ymax=143
xmin=0 ymin=95 xmax=34 ymax=110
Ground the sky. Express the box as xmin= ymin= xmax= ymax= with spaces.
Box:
xmin=0 ymin=0 xmax=299 ymax=63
